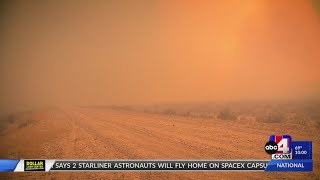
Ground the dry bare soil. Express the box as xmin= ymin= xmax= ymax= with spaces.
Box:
xmin=0 ymin=107 xmax=319 ymax=179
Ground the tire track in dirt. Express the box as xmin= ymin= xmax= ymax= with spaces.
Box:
xmin=74 ymin=107 xmax=267 ymax=159
xmin=65 ymin=109 xmax=220 ymax=179
xmin=69 ymin=109 xmax=206 ymax=159
xmin=40 ymin=108 xmax=143 ymax=179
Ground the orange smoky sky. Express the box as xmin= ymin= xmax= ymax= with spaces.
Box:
xmin=0 ymin=0 xmax=320 ymax=110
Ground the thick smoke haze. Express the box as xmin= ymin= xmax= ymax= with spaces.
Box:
xmin=1 ymin=0 xmax=320 ymax=112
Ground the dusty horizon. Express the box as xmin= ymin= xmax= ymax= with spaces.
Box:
xmin=1 ymin=0 xmax=320 ymax=112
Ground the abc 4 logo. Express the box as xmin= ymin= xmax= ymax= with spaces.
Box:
xmin=265 ymin=135 xmax=291 ymax=155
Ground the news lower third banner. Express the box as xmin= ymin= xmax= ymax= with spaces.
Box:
xmin=0 ymin=160 xmax=313 ymax=172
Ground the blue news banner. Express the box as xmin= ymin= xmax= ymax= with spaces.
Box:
xmin=265 ymin=140 xmax=313 ymax=172
xmin=0 ymin=141 xmax=313 ymax=172
xmin=0 ymin=159 xmax=312 ymax=172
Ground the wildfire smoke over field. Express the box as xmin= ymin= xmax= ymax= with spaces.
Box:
xmin=1 ymin=1 xmax=320 ymax=179
xmin=1 ymin=0 xmax=319 ymax=113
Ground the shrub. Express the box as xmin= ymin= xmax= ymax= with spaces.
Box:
xmin=18 ymin=120 xmax=33 ymax=129
xmin=217 ymin=108 xmax=237 ymax=120
xmin=199 ymin=113 xmax=214 ymax=119
xmin=180 ymin=111 xmax=191 ymax=117
xmin=0 ymin=114 xmax=18 ymax=134
xmin=162 ymin=108 xmax=176 ymax=116
xmin=257 ymin=112 xmax=284 ymax=123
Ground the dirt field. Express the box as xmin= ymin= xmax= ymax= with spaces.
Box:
xmin=0 ymin=107 xmax=319 ymax=179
